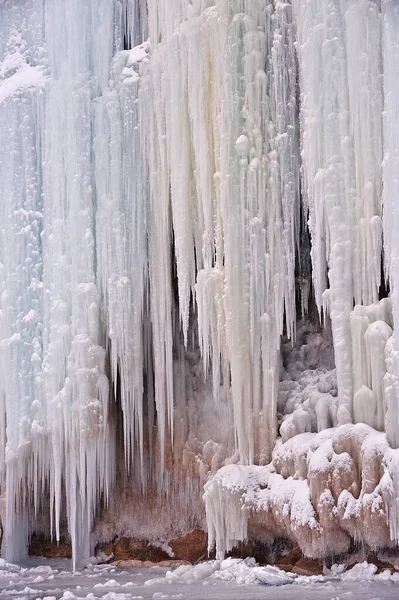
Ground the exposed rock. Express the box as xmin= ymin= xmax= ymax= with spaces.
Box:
xmin=275 ymin=563 xmax=296 ymax=572
xmin=112 ymin=559 xmax=190 ymax=569
xmin=29 ymin=535 xmax=72 ymax=559
xmin=170 ymin=529 xmax=208 ymax=562
xmin=97 ymin=542 xmax=114 ymax=557
xmin=95 ymin=542 xmax=114 ymax=562
xmin=367 ymin=553 xmax=396 ymax=574
xmin=274 ymin=545 xmax=302 ymax=570
xmin=112 ymin=537 xmax=170 ymax=562
xmin=292 ymin=557 xmax=323 ymax=576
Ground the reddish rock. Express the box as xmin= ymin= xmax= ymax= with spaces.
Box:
xmin=274 ymin=545 xmax=302 ymax=570
xmin=170 ymin=529 xmax=208 ymax=563
xmin=275 ymin=563 xmax=296 ymax=572
xmin=112 ymin=559 xmax=190 ymax=569
xmin=292 ymin=557 xmax=323 ymax=576
xmin=113 ymin=537 xmax=170 ymax=562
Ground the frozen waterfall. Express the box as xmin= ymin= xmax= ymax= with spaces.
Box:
xmin=1 ymin=0 xmax=399 ymax=567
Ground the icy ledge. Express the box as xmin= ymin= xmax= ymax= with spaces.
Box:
xmin=204 ymin=424 xmax=399 ymax=559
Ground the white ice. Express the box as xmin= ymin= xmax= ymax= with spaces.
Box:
xmin=1 ymin=0 xmax=399 ymax=570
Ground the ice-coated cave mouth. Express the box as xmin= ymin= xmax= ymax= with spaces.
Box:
xmin=1 ymin=0 xmax=399 ymax=578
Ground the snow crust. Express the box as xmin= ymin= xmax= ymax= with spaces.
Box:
xmin=1 ymin=556 xmax=399 ymax=600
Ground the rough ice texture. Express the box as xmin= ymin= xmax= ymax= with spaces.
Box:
xmin=1 ymin=0 xmax=399 ymax=569
xmin=205 ymin=424 xmax=399 ymax=559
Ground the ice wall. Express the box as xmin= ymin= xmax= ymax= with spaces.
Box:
xmin=0 ymin=0 xmax=126 ymax=565
xmin=1 ymin=0 xmax=399 ymax=567
xmin=142 ymin=0 xmax=300 ymax=466
xmin=293 ymin=0 xmax=383 ymax=426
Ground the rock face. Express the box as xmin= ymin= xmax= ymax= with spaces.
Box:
xmin=100 ymin=537 xmax=171 ymax=562
xmin=112 ymin=559 xmax=190 ymax=569
xmin=274 ymin=545 xmax=302 ymax=572
xmin=29 ymin=535 xmax=72 ymax=559
xmin=292 ymin=557 xmax=323 ymax=576
xmin=169 ymin=530 xmax=208 ymax=563
xmin=367 ymin=553 xmax=396 ymax=574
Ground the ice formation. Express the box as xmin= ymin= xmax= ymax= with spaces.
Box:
xmin=1 ymin=0 xmax=399 ymax=568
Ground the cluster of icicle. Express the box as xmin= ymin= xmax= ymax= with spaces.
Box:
xmin=1 ymin=0 xmax=399 ymax=567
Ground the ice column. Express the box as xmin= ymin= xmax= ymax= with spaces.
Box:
xmin=293 ymin=0 xmax=383 ymax=424
xmin=0 ymin=0 xmax=127 ymax=565
xmin=40 ymin=0 xmax=119 ymax=567
xmin=94 ymin=42 xmax=150 ymax=480
xmin=142 ymin=0 xmax=300 ymax=464
xmin=0 ymin=0 xmax=46 ymax=560
xmin=382 ymin=0 xmax=399 ymax=450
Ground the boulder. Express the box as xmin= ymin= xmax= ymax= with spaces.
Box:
xmin=113 ymin=537 xmax=170 ymax=562
xmin=170 ymin=529 xmax=208 ymax=563
xmin=274 ymin=545 xmax=302 ymax=572
xmin=292 ymin=557 xmax=323 ymax=576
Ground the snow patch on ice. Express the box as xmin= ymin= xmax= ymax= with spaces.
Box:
xmin=0 ymin=52 xmax=45 ymax=104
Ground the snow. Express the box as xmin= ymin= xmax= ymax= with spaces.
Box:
xmin=0 ymin=558 xmax=399 ymax=600
xmin=0 ymin=52 xmax=45 ymax=104
xmin=205 ymin=423 xmax=399 ymax=559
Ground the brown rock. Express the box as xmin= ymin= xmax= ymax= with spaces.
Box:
xmin=275 ymin=563 xmax=295 ymax=573
xmin=274 ymin=545 xmax=302 ymax=569
xmin=292 ymin=557 xmax=323 ymax=576
xmin=96 ymin=542 xmax=114 ymax=557
xmin=112 ymin=559 xmax=190 ymax=569
xmin=29 ymin=535 xmax=72 ymax=559
xmin=170 ymin=529 xmax=208 ymax=563
xmin=156 ymin=560 xmax=191 ymax=568
xmin=367 ymin=554 xmax=396 ymax=574
xmin=112 ymin=559 xmax=144 ymax=568
xmin=113 ymin=537 xmax=170 ymax=562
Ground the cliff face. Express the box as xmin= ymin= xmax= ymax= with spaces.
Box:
xmin=1 ymin=0 xmax=399 ymax=566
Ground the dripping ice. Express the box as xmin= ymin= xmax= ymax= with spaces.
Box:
xmin=1 ymin=0 xmax=399 ymax=568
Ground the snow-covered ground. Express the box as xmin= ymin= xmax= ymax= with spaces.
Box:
xmin=0 ymin=558 xmax=398 ymax=600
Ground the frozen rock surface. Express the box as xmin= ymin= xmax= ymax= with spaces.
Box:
xmin=205 ymin=423 xmax=399 ymax=559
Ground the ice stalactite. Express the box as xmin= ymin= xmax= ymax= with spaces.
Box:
xmin=94 ymin=41 xmax=150 ymax=480
xmin=380 ymin=0 xmax=399 ymax=548
xmin=350 ymin=298 xmax=392 ymax=431
xmin=143 ymin=0 xmax=300 ymax=466
xmin=206 ymin=0 xmax=399 ymax=559
xmin=382 ymin=0 xmax=399 ymax=451
xmin=0 ymin=0 xmax=46 ymax=562
xmin=293 ymin=0 xmax=383 ymax=425
xmin=0 ymin=0 xmax=126 ymax=566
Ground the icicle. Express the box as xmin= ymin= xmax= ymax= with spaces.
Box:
xmin=143 ymin=0 xmax=300 ymax=465
xmin=0 ymin=0 xmax=46 ymax=561
xmin=94 ymin=40 xmax=149 ymax=478
xmin=382 ymin=0 xmax=399 ymax=452
xmin=293 ymin=0 xmax=383 ymax=424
